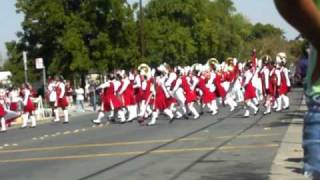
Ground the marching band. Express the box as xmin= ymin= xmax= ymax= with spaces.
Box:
xmin=92 ymin=52 xmax=292 ymax=126
xmin=0 ymin=52 xmax=292 ymax=132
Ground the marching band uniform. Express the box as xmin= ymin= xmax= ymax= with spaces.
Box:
xmin=197 ymin=73 xmax=218 ymax=115
xmin=21 ymin=84 xmax=36 ymax=128
xmin=181 ymin=74 xmax=199 ymax=119
xmin=165 ymin=71 xmax=183 ymax=119
xmin=252 ymin=60 xmax=263 ymax=103
xmin=243 ymin=64 xmax=259 ymax=117
xmin=7 ymin=88 xmax=20 ymax=126
xmin=148 ymin=75 xmax=174 ymax=126
xmin=134 ymin=73 xmax=143 ymax=104
xmin=54 ymin=78 xmax=69 ymax=123
xmin=9 ymin=89 xmax=20 ymax=111
xmin=0 ymin=89 xmax=7 ymax=132
xmin=260 ymin=63 xmax=271 ymax=114
xmin=47 ymin=79 xmax=57 ymax=116
xmin=259 ymin=56 xmax=277 ymax=114
xmin=275 ymin=65 xmax=291 ymax=111
xmin=260 ymin=65 xmax=270 ymax=99
xmin=92 ymin=78 xmax=123 ymax=124
xmin=138 ymin=77 xmax=153 ymax=120
xmin=214 ymin=70 xmax=237 ymax=112
xmin=169 ymin=70 xmax=188 ymax=119
xmin=117 ymin=72 xmax=137 ymax=122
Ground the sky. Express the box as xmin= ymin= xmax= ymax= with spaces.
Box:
xmin=0 ymin=0 xmax=299 ymax=58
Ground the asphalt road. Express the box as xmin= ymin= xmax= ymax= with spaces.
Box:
xmin=0 ymin=88 xmax=304 ymax=180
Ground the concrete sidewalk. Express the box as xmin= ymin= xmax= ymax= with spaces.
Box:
xmin=269 ymin=97 xmax=307 ymax=180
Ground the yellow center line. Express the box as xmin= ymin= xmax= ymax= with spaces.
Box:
xmin=0 ymin=133 xmax=281 ymax=154
xmin=0 ymin=144 xmax=279 ymax=163
xmin=0 ymin=138 xmax=202 ymax=154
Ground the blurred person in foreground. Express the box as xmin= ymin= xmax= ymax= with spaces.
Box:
xmin=275 ymin=0 xmax=320 ymax=178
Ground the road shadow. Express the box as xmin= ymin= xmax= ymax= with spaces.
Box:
xmin=263 ymin=121 xmax=290 ymax=128
xmin=285 ymin=166 xmax=303 ymax=175
xmin=281 ymin=111 xmax=305 ymax=119
xmin=286 ymin=157 xmax=303 ymax=163
xmin=198 ymin=160 xmax=226 ymax=163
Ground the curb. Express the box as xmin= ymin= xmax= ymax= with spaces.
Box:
xmin=7 ymin=111 xmax=96 ymax=130
xmin=268 ymin=96 xmax=307 ymax=180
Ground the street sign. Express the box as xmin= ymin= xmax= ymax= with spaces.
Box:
xmin=35 ymin=58 xmax=44 ymax=69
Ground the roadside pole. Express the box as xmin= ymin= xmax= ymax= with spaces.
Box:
xmin=23 ymin=51 xmax=28 ymax=83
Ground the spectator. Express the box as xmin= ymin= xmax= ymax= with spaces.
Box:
xmin=75 ymin=86 xmax=85 ymax=112
xmin=66 ymin=80 xmax=74 ymax=107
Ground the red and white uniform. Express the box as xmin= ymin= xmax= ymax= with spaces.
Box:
xmin=153 ymin=77 xmax=170 ymax=110
xmin=214 ymin=72 xmax=227 ymax=98
xmin=0 ymin=91 xmax=7 ymax=131
xmin=0 ymin=91 xmax=7 ymax=117
xmin=9 ymin=90 xmax=20 ymax=111
xmin=197 ymin=75 xmax=216 ymax=104
xmin=56 ymin=81 xmax=69 ymax=108
xmin=134 ymin=74 xmax=144 ymax=104
xmin=118 ymin=77 xmax=136 ymax=106
xmin=276 ymin=67 xmax=291 ymax=95
xmin=243 ymin=69 xmax=256 ymax=101
xmin=47 ymin=80 xmax=57 ymax=104
xmin=101 ymin=81 xmax=122 ymax=112
xmin=21 ymin=88 xmax=35 ymax=113
xmin=181 ymin=75 xmax=197 ymax=103
xmin=259 ymin=65 xmax=270 ymax=97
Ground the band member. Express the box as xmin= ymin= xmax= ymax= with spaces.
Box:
xmin=0 ymin=89 xmax=7 ymax=132
xmin=243 ymin=61 xmax=259 ymax=117
xmin=260 ymin=56 xmax=272 ymax=114
xmin=208 ymin=58 xmax=237 ymax=112
xmin=92 ymin=74 xmax=123 ymax=124
xmin=196 ymin=67 xmax=218 ymax=115
xmin=7 ymin=87 xmax=21 ymax=126
xmin=148 ymin=70 xmax=174 ymax=126
xmin=137 ymin=64 xmax=153 ymax=123
xmin=21 ymin=83 xmax=36 ymax=128
xmin=275 ymin=52 xmax=291 ymax=111
xmin=47 ymin=77 xmax=57 ymax=116
xmin=117 ymin=71 xmax=137 ymax=123
xmin=9 ymin=87 xmax=20 ymax=112
xmin=172 ymin=68 xmax=200 ymax=120
xmin=54 ymin=76 xmax=69 ymax=123
xmin=168 ymin=67 xmax=188 ymax=119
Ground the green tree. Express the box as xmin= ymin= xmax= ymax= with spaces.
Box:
xmin=5 ymin=0 xmax=138 ymax=83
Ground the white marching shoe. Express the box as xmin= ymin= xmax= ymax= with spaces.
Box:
xmin=244 ymin=110 xmax=250 ymax=118
xmin=264 ymin=107 xmax=271 ymax=115
xmin=92 ymin=112 xmax=104 ymax=124
xmin=148 ymin=118 xmax=157 ymax=126
xmin=53 ymin=109 xmax=60 ymax=122
xmin=1 ymin=118 xmax=6 ymax=132
xmin=63 ymin=110 xmax=69 ymax=124
xmin=211 ymin=110 xmax=218 ymax=116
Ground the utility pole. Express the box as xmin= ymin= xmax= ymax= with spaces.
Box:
xmin=23 ymin=51 xmax=28 ymax=83
xmin=139 ymin=0 xmax=145 ymax=60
